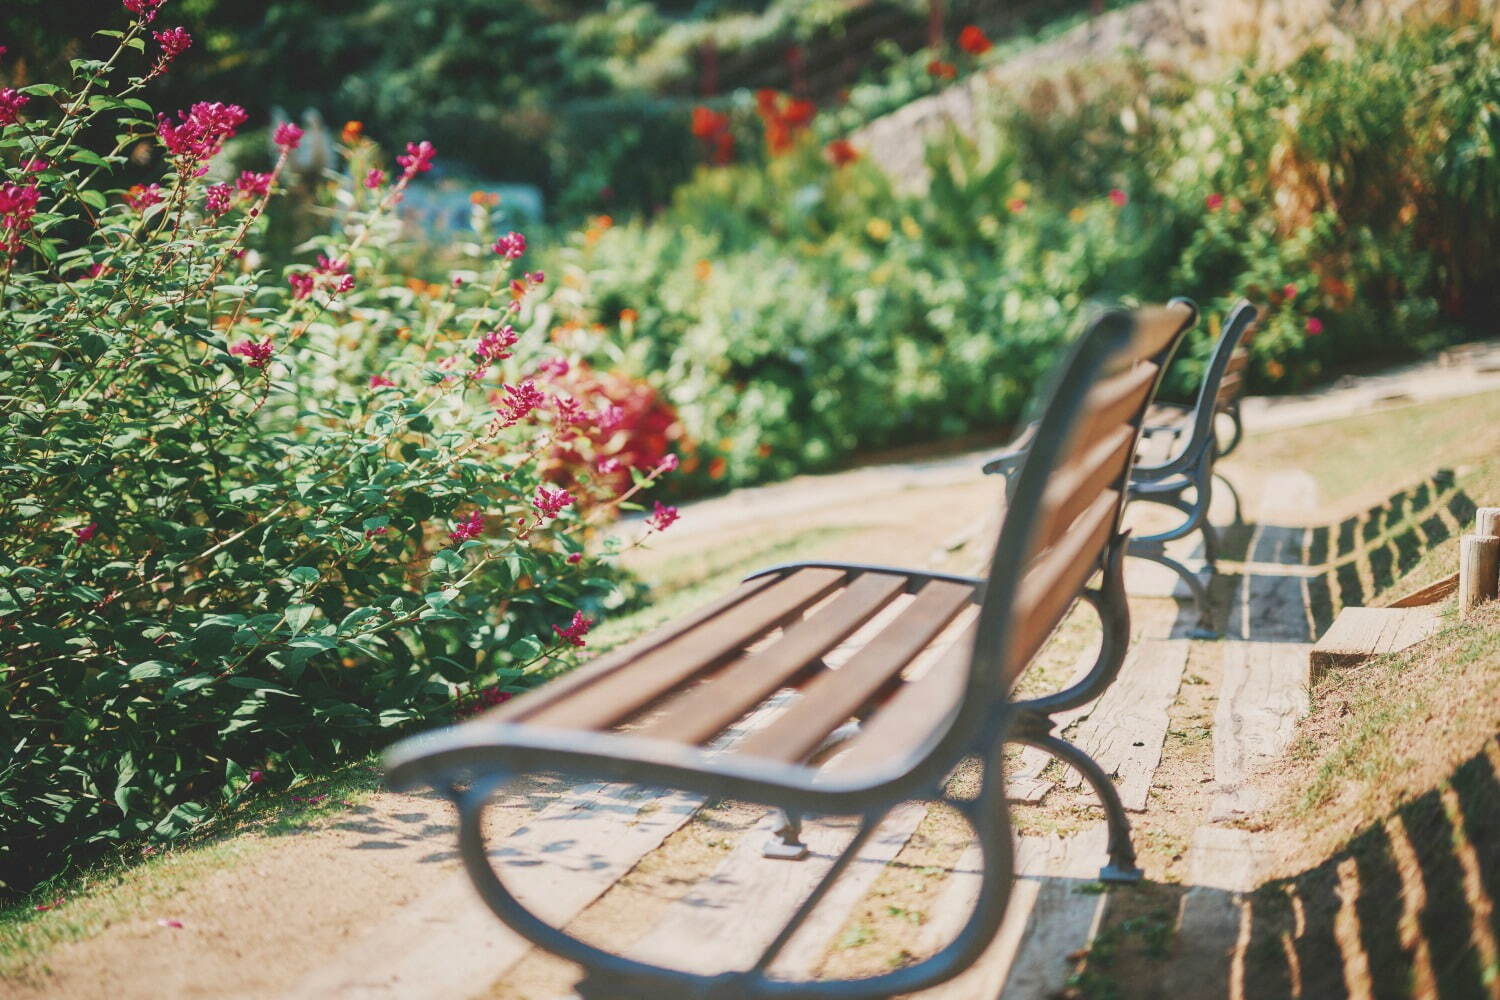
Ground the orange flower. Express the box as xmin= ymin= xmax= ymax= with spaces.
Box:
xmin=619 ymin=307 xmax=638 ymax=325
xmin=340 ymin=120 xmax=364 ymax=144
xmin=708 ymin=457 xmax=728 ymax=480
xmin=695 ymin=259 xmax=713 ymax=281
xmin=826 ymin=139 xmax=859 ymax=167
xmin=691 ymin=107 xmax=729 ymax=139
xmin=958 ymin=25 xmax=992 ymax=55
xmin=927 ymin=59 xmax=957 ymax=80
xmin=592 ymin=214 xmax=614 ymax=230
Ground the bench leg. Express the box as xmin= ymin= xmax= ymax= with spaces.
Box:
xmin=1017 ymin=731 xmax=1143 ymax=883
xmin=1126 ymin=541 xmax=1217 ymax=638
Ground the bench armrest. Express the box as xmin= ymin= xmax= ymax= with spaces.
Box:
xmin=981 ymin=420 xmax=1040 ymax=477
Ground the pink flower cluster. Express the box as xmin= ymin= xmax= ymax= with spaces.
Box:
xmin=75 ymin=522 xmax=99 ymax=542
xmin=236 ymin=171 xmax=272 ymax=198
xmin=455 ymin=684 xmax=513 ymax=719
xmin=646 ymin=501 xmax=679 ymax=532
xmin=369 ymin=373 xmax=396 ymax=389
xmin=152 ymin=26 xmax=192 ymax=66
xmin=0 ymin=182 xmax=40 ymax=255
xmin=230 ymin=339 xmax=273 ymax=368
xmin=0 ymin=87 xmax=28 ymax=126
xmin=396 ymin=140 xmax=435 ymax=178
xmin=495 ymin=379 xmax=545 ymax=427
xmin=449 ymin=510 xmax=484 ymax=544
xmin=364 ymin=168 xmax=385 ymax=190
xmin=288 ymin=256 xmax=354 ymax=299
xmin=124 ymin=183 xmax=164 ymax=210
xmin=552 ymin=610 xmax=593 ymax=647
xmin=158 ymin=102 xmax=247 ymax=171
xmin=493 ymin=231 xmax=526 ymax=260
xmin=273 ymin=121 xmax=303 ymax=153
xmin=123 ymin=0 xmax=167 ymax=22
xmin=533 ymin=487 xmax=574 ymax=519
xmin=477 ymin=325 xmax=517 ymax=362
xmin=203 ymin=182 xmax=232 ymax=216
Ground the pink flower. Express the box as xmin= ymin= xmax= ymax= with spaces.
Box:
xmin=152 ymin=26 xmax=192 ymax=65
xmin=455 ymin=685 xmax=513 ymax=719
xmin=364 ymin=526 xmax=388 ymax=538
xmin=124 ymin=0 xmax=167 ymax=22
xmin=594 ymin=404 xmax=625 ymax=432
xmin=158 ymin=102 xmax=247 ymax=168
xmin=1108 ymin=188 xmax=1128 ymax=207
xmin=533 ymin=487 xmax=574 ymax=520
xmin=493 ymin=231 xmax=527 ymax=259
xmin=288 ymin=271 xmax=315 ymax=299
xmin=476 ymin=325 xmax=517 ymax=361
xmin=656 ymin=454 xmax=679 ymax=474
xmin=646 ymin=502 xmax=679 ymax=532
xmin=124 ymin=183 xmax=163 ymax=210
xmin=526 ymin=270 xmax=545 ymax=285
xmin=449 ymin=510 xmax=484 ymax=544
xmin=536 ymin=357 xmax=569 ymax=380
xmin=597 ymin=457 xmax=622 ymax=475
xmin=567 ymin=553 xmax=583 ymax=564
xmin=203 ymin=182 xmax=233 ymax=216
xmin=0 ymin=182 xmax=40 ymax=255
xmin=248 ymin=770 xmax=264 ymax=784
xmin=273 ymin=121 xmax=303 ymax=153
xmin=236 ymin=171 xmax=272 ymax=198
xmin=156 ymin=918 xmax=185 ymax=929
xmin=369 ymin=374 xmax=396 ymax=389
xmin=75 ymin=522 xmax=99 ymax=542
xmin=1305 ymin=316 xmax=1324 ymax=336
xmin=495 ymin=380 xmax=545 ymax=427
xmin=1282 ymin=283 xmax=1298 ymax=300
xmin=364 ymin=168 xmax=385 ymax=190
xmin=0 ymin=88 xmax=29 ymax=126
xmin=230 ymin=339 xmax=273 ymax=369
xmin=551 ymin=610 xmax=593 ymax=647
xmin=1205 ymin=193 xmax=1224 ymax=211
xmin=396 ymin=140 xmax=436 ymax=178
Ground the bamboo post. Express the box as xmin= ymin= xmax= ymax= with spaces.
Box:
xmin=1460 ymin=508 xmax=1500 ymax=618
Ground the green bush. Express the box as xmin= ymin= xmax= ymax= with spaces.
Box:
xmin=0 ymin=11 xmax=674 ymax=892
xmin=534 ymin=17 xmax=1500 ymax=493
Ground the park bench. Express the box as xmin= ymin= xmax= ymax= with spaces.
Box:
xmin=384 ymin=300 xmax=1197 ymax=999
xmin=984 ymin=300 xmax=1257 ymax=637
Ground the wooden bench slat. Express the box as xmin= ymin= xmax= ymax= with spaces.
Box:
xmin=736 ymin=580 xmax=976 ymax=763
xmin=1074 ymin=361 xmax=1158 ymax=451
xmin=1223 ymin=351 xmax=1248 ymax=377
xmin=483 ymin=574 xmax=784 ymax=724
xmin=1007 ymin=489 xmax=1118 ymax=676
xmin=638 ymin=572 xmax=909 ymax=746
xmin=525 ymin=568 xmax=848 ymax=732
xmin=829 ymin=623 xmax=976 ymax=773
xmin=1127 ymin=302 xmax=1195 ymax=365
xmin=1034 ymin=424 xmax=1136 ymax=556
xmin=1215 ymin=372 xmax=1243 ymax=408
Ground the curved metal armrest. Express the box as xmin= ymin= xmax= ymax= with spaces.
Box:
xmin=981 ymin=420 xmax=1040 ymax=477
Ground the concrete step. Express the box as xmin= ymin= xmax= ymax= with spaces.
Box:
xmin=1310 ymin=606 xmax=1443 ymax=680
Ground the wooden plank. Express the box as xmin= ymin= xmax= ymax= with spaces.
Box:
xmin=1076 ymin=362 xmax=1157 ymax=450
xmin=1161 ymin=827 xmax=1275 ymax=999
xmin=738 ymin=581 xmax=975 ymax=763
xmin=528 ymin=568 xmax=847 ymax=732
xmin=1062 ymin=639 xmax=1189 ymax=811
xmin=1210 ymin=641 xmax=1310 ymax=822
xmin=631 ymin=804 xmax=922 ymax=977
xmin=280 ymin=781 xmax=702 ymax=1000
xmin=1309 ymin=606 xmax=1440 ymax=679
xmin=641 ymin=572 xmax=908 ymax=746
xmin=1007 ymin=490 xmax=1117 ymax=675
xmin=907 ymin=826 xmax=1108 ymax=1000
xmin=1388 ymin=570 xmax=1458 ymax=607
xmin=770 ymin=803 xmax=930 ymax=977
xmin=485 ymin=574 xmax=781 ymax=724
xmin=1034 ymin=424 xmax=1135 ymax=554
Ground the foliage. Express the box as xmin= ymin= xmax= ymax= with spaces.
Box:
xmin=534 ymin=18 xmax=1500 ymax=493
xmin=0 ymin=10 xmax=676 ymax=892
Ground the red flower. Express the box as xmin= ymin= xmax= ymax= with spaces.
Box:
xmin=369 ymin=374 xmax=396 ymax=389
xmin=1282 ymin=283 xmax=1298 ymax=300
xmin=647 ymin=501 xmax=680 ymax=532
xmin=783 ymin=99 xmax=816 ymax=127
xmin=926 ymin=60 xmax=957 ymax=80
xmin=449 ymin=510 xmax=484 ymax=544
xmin=1305 ymin=316 xmax=1324 ymax=336
xmin=1108 ymin=188 xmax=1128 ymax=207
xmin=75 ymin=522 xmax=98 ymax=542
xmin=533 ymin=487 xmax=575 ymax=520
xmin=567 ymin=553 xmax=583 ymax=564
xmin=0 ymin=182 xmax=40 ymax=255
xmin=493 ymin=231 xmax=527 ymax=259
xmin=124 ymin=184 xmax=164 ymax=210
xmin=551 ymin=610 xmax=593 ymax=648
xmin=236 ymin=171 xmax=272 ymax=198
xmin=1205 ymin=193 xmax=1224 ymax=211
xmin=958 ymin=25 xmax=992 ymax=55
xmin=123 ymin=0 xmax=167 ymax=23
xmin=202 ymin=182 xmax=233 ymax=216
xmin=152 ymin=26 xmax=192 ymax=65
xmin=364 ymin=168 xmax=385 ymax=190
xmin=755 ymin=89 xmax=780 ymax=114
xmin=0 ymin=88 xmax=28 ymax=126
xmin=826 ymin=139 xmax=859 ymax=167
xmin=691 ymin=107 xmax=729 ymax=139
xmin=158 ymin=102 xmax=247 ymax=168
xmin=273 ymin=121 xmax=303 ymax=152
xmin=248 ymin=769 xmax=264 ymax=784
xmin=1007 ymin=197 xmax=1027 ymax=214
xmin=229 ymin=339 xmax=273 ymax=369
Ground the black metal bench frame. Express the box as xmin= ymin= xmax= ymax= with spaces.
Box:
xmin=384 ymin=301 xmax=1197 ymax=1000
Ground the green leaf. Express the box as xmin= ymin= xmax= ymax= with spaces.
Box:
xmin=285 ymin=603 xmax=316 ymax=636
xmin=128 ymin=660 xmax=177 ymax=682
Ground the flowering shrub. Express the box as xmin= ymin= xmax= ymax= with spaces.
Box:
xmin=0 ymin=7 xmax=675 ymax=891
xmin=534 ymin=15 xmax=1500 ymax=492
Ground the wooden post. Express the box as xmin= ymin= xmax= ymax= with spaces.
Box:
xmin=1460 ymin=533 xmax=1500 ymax=619
xmin=1477 ymin=507 xmax=1500 ymax=537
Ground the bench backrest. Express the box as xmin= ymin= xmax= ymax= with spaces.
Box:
xmin=969 ymin=302 xmax=1197 ymax=693
xmin=1158 ymin=300 xmax=1257 ymax=470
